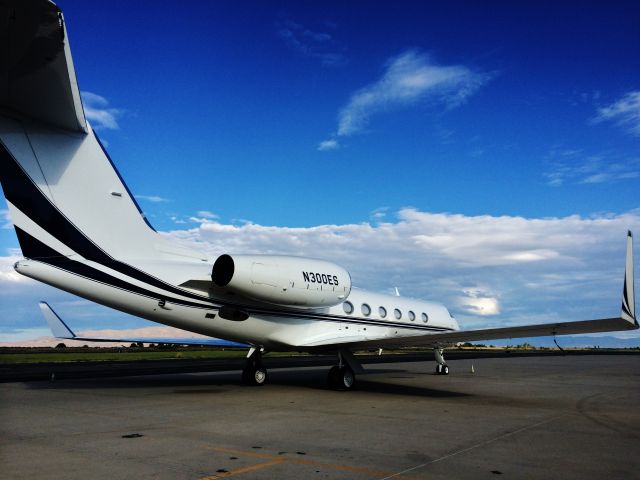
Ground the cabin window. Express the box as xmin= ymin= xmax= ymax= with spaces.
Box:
xmin=343 ymin=301 xmax=354 ymax=314
xmin=408 ymin=310 xmax=416 ymax=321
xmin=422 ymin=312 xmax=429 ymax=323
xmin=361 ymin=303 xmax=371 ymax=316
xmin=378 ymin=306 xmax=387 ymax=318
xmin=394 ymin=308 xmax=402 ymax=320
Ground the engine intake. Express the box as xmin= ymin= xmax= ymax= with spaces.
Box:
xmin=211 ymin=254 xmax=351 ymax=307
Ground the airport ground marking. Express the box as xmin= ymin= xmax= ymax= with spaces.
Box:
xmin=203 ymin=446 xmax=419 ymax=479
xmin=200 ymin=458 xmax=285 ymax=479
xmin=379 ymin=414 xmax=568 ymax=480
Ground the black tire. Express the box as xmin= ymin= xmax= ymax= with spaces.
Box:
xmin=442 ymin=365 xmax=449 ymax=375
xmin=340 ymin=367 xmax=355 ymax=390
xmin=435 ymin=364 xmax=442 ymax=375
xmin=328 ymin=366 xmax=341 ymax=388
xmin=242 ymin=365 xmax=268 ymax=386
xmin=328 ymin=366 xmax=355 ymax=390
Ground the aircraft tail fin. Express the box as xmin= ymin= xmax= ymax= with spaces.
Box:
xmin=1 ymin=0 xmax=86 ymax=132
xmin=0 ymin=0 xmax=185 ymax=265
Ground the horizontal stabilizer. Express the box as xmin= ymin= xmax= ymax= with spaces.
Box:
xmin=39 ymin=301 xmax=247 ymax=347
xmin=40 ymin=301 xmax=75 ymax=339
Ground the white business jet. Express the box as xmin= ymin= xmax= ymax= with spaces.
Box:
xmin=0 ymin=0 xmax=636 ymax=389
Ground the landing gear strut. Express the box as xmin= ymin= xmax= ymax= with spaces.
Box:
xmin=434 ymin=347 xmax=449 ymax=375
xmin=242 ymin=347 xmax=267 ymax=386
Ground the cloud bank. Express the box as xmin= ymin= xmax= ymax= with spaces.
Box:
xmin=162 ymin=208 xmax=640 ymax=329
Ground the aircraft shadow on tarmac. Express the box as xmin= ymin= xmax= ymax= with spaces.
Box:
xmin=28 ymin=367 xmax=472 ymax=398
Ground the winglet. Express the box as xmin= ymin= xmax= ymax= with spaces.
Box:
xmin=39 ymin=302 xmax=76 ymax=339
xmin=621 ymin=231 xmax=636 ymax=325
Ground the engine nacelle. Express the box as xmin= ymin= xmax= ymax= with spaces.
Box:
xmin=211 ymin=254 xmax=351 ymax=307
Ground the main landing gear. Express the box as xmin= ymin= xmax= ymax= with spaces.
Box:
xmin=434 ymin=347 xmax=449 ymax=375
xmin=328 ymin=365 xmax=355 ymax=390
xmin=327 ymin=349 xmax=363 ymax=390
xmin=242 ymin=347 xmax=267 ymax=386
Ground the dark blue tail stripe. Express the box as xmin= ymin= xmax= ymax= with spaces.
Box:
xmin=0 ymin=137 xmax=211 ymax=302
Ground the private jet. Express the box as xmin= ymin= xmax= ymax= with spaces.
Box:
xmin=0 ymin=0 xmax=636 ymax=389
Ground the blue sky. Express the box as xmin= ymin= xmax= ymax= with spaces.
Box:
xmin=1 ymin=1 xmax=639 ymax=345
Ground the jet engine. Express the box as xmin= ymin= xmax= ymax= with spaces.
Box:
xmin=211 ymin=254 xmax=351 ymax=307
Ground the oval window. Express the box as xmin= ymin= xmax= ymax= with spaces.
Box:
xmin=343 ymin=301 xmax=353 ymax=314
xmin=408 ymin=310 xmax=416 ymax=321
xmin=361 ymin=303 xmax=371 ymax=316
xmin=379 ymin=306 xmax=387 ymax=318
xmin=422 ymin=312 xmax=429 ymax=323
xmin=394 ymin=308 xmax=402 ymax=320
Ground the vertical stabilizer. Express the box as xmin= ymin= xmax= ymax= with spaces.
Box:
xmin=0 ymin=0 xmax=205 ymax=267
xmin=0 ymin=0 xmax=87 ymax=132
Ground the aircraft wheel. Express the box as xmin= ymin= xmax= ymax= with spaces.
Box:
xmin=328 ymin=366 xmax=355 ymax=390
xmin=435 ymin=364 xmax=442 ymax=375
xmin=242 ymin=365 xmax=268 ymax=386
xmin=442 ymin=365 xmax=449 ymax=375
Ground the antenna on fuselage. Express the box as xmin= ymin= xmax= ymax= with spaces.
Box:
xmin=394 ymin=287 xmax=400 ymax=297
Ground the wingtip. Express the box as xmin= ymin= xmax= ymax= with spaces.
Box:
xmin=621 ymin=231 xmax=635 ymax=323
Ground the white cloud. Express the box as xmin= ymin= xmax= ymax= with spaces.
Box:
xmin=0 ymin=249 xmax=31 ymax=284
xmin=370 ymin=207 xmax=389 ymax=223
xmin=458 ymin=288 xmax=500 ymax=316
xmin=593 ymin=91 xmax=640 ymax=137
xmin=171 ymin=216 xmax=187 ymax=225
xmin=317 ymin=139 xmax=339 ymax=151
xmin=135 ymin=195 xmax=170 ymax=203
xmin=1 ymin=209 xmax=12 ymax=229
xmin=278 ymin=20 xmax=346 ymax=67
xmin=197 ymin=210 xmax=219 ymax=219
xmin=81 ymin=91 xmax=122 ymax=130
xmin=326 ymin=50 xmax=491 ymax=142
xmin=544 ymin=149 xmax=640 ymax=186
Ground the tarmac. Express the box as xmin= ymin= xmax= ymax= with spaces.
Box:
xmin=1 ymin=354 xmax=638 ymax=479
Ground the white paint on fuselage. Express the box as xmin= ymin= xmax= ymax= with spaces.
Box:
xmin=16 ymin=258 xmax=458 ymax=351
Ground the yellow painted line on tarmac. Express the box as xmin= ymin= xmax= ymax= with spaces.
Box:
xmin=202 ymin=447 xmax=418 ymax=479
xmin=200 ymin=458 xmax=285 ymax=479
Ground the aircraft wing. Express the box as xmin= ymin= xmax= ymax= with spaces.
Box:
xmin=349 ymin=315 xmax=637 ymax=349
xmin=337 ymin=230 xmax=638 ymax=350
xmin=40 ymin=302 xmax=247 ymax=347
